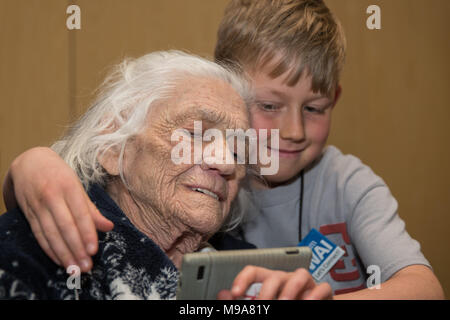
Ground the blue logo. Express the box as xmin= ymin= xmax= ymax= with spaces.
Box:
xmin=299 ymin=229 xmax=345 ymax=281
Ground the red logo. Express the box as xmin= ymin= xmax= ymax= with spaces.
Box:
xmin=319 ymin=223 xmax=365 ymax=294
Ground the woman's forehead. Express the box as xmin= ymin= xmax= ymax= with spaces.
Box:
xmin=151 ymin=78 xmax=250 ymax=130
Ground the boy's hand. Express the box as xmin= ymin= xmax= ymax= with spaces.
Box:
xmin=5 ymin=147 xmax=114 ymax=272
xmin=217 ymin=266 xmax=333 ymax=300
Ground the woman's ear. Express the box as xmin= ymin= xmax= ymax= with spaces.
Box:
xmin=98 ymin=147 xmax=120 ymax=176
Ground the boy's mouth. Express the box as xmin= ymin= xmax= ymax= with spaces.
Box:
xmin=267 ymin=146 xmax=304 ymax=158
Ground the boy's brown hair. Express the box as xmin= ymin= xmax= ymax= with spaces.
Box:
xmin=215 ymin=0 xmax=346 ymax=96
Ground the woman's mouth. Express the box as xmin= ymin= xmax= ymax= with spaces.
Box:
xmin=190 ymin=187 xmax=220 ymax=201
xmin=185 ymin=184 xmax=225 ymax=202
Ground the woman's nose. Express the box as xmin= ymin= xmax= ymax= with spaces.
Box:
xmin=200 ymin=140 xmax=236 ymax=176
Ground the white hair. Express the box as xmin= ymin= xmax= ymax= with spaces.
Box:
xmin=52 ymin=50 xmax=252 ymax=230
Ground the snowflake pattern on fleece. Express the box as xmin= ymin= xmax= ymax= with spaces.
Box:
xmin=0 ymin=184 xmax=178 ymax=300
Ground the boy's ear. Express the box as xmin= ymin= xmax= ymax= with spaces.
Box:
xmin=333 ymin=85 xmax=342 ymax=107
xmin=98 ymin=147 xmax=120 ymax=176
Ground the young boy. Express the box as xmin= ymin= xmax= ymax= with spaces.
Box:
xmin=3 ymin=0 xmax=444 ymax=299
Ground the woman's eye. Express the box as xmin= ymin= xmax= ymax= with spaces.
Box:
xmin=187 ymin=131 xmax=202 ymax=139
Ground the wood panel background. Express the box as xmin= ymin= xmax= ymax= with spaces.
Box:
xmin=0 ymin=0 xmax=449 ymax=297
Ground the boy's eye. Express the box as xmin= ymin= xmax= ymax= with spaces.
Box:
xmin=257 ymin=102 xmax=280 ymax=112
xmin=303 ymin=105 xmax=322 ymax=114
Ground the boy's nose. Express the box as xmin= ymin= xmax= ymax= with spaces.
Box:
xmin=279 ymin=108 xmax=306 ymax=142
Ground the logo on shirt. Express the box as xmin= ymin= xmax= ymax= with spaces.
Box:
xmin=299 ymin=229 xmax=345 ymax=281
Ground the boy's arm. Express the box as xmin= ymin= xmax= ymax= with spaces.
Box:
xmin=2 ymin=147 xmax=113 ymax=272
xmin=345 ymin=182 xmax=444 ymax=300
xmin=334 ymin=265 xmax=444 ymax=300
xmin=324 ymin=147 xmax=444 ymax=300
xmin=3 ymin=165 xmax=18 ymax=210
xmin=344 ymin=182 xmax=445 ymax=300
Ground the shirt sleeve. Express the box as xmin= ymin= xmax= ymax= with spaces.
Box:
xmin=343 ymin=160 xmax=431 ymax=283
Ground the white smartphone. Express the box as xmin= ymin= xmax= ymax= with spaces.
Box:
xmin=176 ymin=246 xmax=312 ymax=300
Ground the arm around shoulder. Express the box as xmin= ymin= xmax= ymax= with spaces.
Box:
xmin=1 ymin=146 xmax=113 ymax=272
xmin=3 ymin=146 xmax=60 ymax=210
xmin=4 ymin=147 xmax=61 ymax=211
xmin=3 ymin=165 xmax=18 ymax=211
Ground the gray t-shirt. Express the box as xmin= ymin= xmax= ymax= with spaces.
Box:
xmin=234 ymin=145 xmax=431 ymax=295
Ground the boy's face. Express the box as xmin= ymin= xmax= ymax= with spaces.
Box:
xmin=248 ymin=67 xmax=338 ymax=186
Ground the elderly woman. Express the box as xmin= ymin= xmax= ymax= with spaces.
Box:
xmin=0 ymin=51 xmax=321 ymax=300
xmin=0 ymin=51 xmax=254 ymax=299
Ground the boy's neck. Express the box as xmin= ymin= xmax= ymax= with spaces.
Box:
xmin=250 ymin=178 xmax=270 ymax=190
xmin=250 ymin=172 xmax=303 ymax=190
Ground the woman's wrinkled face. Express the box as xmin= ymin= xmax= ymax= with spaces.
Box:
xmin=121 ymin=77 xmax=249 ymax=236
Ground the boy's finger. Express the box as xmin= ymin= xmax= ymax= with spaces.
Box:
xmin=65 ymin=190 xmax=100 ymax=257
xmin=256 ymin=274 xmax=285 ymax=300
xmin=231 ymin=266 xmax=272 ymax=297
xmin=25 ymin=209 xmax=62 ymax=266
xmin=35 ymin=207 xmax=78 ymax=270
xmin=48 ymin=197 xmax=92 ymax=272
xmin=87 ymin=194 xmax=114 ymax=232
xmin=279 ymin=268 xmax=314 ymax=300
xmin=304 ymin=282 xmax=333 ymax=300
xmin=217 ymin=290 xmax=234 ymax=300
xmin=86 ymin=194 xmax=114 ymax=255
xmin=92 ymin=209 xmax=114 ymax=232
